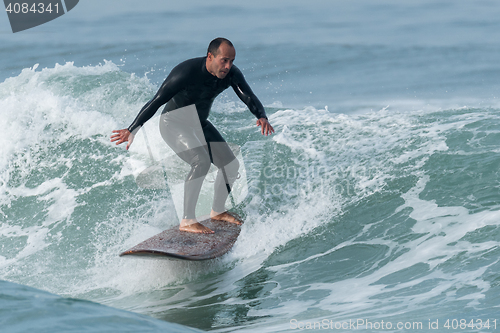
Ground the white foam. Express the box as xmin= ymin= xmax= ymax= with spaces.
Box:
xmin=202 ymin=106 xmax=500 ymax=329
xmin=239 ymin=175 xmax=500 ymax=328
xmin=0 ymin=61 xmax=158 ymax=288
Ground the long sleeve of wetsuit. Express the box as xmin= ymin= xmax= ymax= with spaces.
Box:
xmin=127 ymin=66 xmax=186 ymax=134
xmin=231 ymin=67 xmax=267 ymax=120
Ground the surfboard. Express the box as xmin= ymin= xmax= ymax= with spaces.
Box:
xmin=119 ymin=217 xmax=241 ymax=261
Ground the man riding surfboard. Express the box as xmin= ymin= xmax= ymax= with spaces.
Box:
xmin=111 ymin=38 xmax=274 ymax=233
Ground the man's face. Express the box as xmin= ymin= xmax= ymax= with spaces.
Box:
xmin=207 ymin=43 xmax=236 ymax=79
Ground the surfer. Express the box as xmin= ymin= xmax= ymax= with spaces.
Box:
xmin=111 ymin=37 xmax=274 ymax=234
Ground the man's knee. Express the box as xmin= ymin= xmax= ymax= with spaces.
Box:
xmin=223 ymin=157 xmax=239 ymax=181
xmin=190 ymin=149 xmax=211 ymax=177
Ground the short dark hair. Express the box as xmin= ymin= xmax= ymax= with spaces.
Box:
xmin=207 ymin=37 xmax=234 ymax=56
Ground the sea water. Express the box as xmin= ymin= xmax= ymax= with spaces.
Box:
xmin=2 ymin=0 xmax=500 ymax=332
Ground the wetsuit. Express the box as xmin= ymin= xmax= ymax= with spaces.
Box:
xmin=127 ymin=56 xmax=267 ymax=219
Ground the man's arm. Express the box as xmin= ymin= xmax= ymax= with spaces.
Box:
xmin=111 ymin=63 xmax=187 ymax=148
xmin=231 ymin=66 xmax=275 ymax=136
xmin=127 ymin=68 xmax=185 ymax=135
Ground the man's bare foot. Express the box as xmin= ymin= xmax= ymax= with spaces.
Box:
xmin=210 ymin=210 xmax=243 ymax=225
xmin=179 ymin=219 xmax=214 ymax=234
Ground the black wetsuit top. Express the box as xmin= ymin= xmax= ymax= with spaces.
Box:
xmin=127 ymin=56 xmax=267 ymax=134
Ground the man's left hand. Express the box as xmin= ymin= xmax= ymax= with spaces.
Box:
xmin=256 ymin=118 xmax=275 ymax=136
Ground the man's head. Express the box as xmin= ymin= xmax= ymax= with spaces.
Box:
xmin=206 ymin=37 xmax=235 ymax=79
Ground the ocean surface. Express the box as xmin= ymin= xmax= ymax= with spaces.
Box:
xmin=2 ymin=0 xmax=500 ymax=332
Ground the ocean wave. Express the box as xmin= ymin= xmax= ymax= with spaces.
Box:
xmin=1 ymin=62 xmax=500 ymax=331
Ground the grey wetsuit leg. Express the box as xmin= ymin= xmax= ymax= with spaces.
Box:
xmin=203 ymin=122 xmax=239 ymax=213
xmin=160 ymin=106 xmax=211 ymax=219
xmin=159 ymin=105 xmax=239 ymax=219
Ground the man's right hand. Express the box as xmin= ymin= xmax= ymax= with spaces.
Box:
xmin=111 ymin=129 xmax=134 ymax=150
